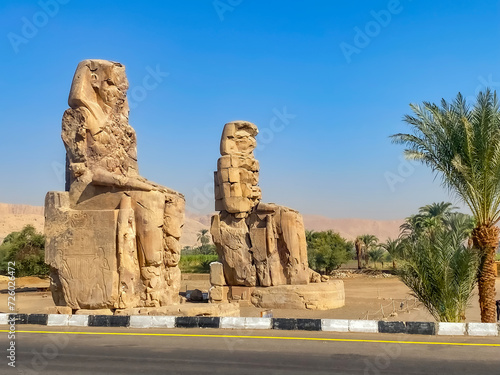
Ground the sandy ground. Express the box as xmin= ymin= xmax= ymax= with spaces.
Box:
xmin=2 ymin=272 xmax=499 ymax=322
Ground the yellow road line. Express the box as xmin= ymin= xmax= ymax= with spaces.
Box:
xmin=1 ymin=329 xmax=499 ymax=347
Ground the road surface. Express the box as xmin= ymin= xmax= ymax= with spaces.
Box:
xmin=2 ymin=326 xmax=499 ymax=374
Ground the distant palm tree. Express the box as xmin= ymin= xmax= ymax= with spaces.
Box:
xmin=391 ymin=89 xmax=500 ymax=322
xmin=418 ymin=202 xmax=457 ymax=220
xmin=380 ymin=238 xmax=404 ymax=269
xmin=354 ymin=237 xmax=364 ymax=269
xmin=357 ymin=234 xmax=379 ymax=266
xmin=197 ymin=229 xmax=210 ymax=246
xmin=368 ymin=248 xmax=385 ymax=268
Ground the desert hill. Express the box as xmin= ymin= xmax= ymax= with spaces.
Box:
xmin=302 ymin=215 xmax=403 ymax=241
xmin=0 ymin=203 xmax=403 ymax=246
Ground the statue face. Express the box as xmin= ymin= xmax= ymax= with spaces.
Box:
xmin=234 ymin=129 xmax=257 ymax=152
xmin=98 ymin=78 xmax=122 ymax=107
xmin=86 ymin=61 xmax=128 ymax=109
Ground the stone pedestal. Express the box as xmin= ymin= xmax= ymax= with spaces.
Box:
xmin=251 ymin=281 xmax=345 ymax=310
xmin=209 ymin=281 xmax=345 ymax=310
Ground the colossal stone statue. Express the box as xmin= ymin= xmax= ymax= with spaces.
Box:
xmin=210 ymin=121 xmax=316 ymax=288
xmin=45 ymin=60 xmax=185 ymax=311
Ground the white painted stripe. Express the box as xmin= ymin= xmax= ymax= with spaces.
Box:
xmin=349 ymin=320 xmax=378 ymax=333
xmin=68 ymin=315 xmax=89 ymax=327
xmin=220 ymin=317 xmax=245 ymax=329
xmin=0 ymin=313 xmax=9 ymax=325
xmin=244 ymin=317 xmax=272 ymax=330
xmin=467 ymin=323 xmax=498 ymax=337
xmin=47 ymin=314 xmax=70 ymax=326
xmin=321 ymin=319 xmax=349 ymax=332
xmin=437 ymin=322 xmax=466 ymax=336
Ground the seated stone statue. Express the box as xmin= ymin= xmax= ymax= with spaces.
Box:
xmin=210 ymin=121 xmax=319 ymax=287
xmin=45 ymin=59 xmax=185 ymax=310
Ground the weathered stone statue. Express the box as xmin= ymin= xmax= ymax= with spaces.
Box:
xmin=210 ymin=121 xmax=315 ymax=288
xmin=45 ymin=60 xmax=185 ymax=311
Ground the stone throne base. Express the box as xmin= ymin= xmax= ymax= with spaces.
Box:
xmin=209 ymin=281 xmax=345 ymax=310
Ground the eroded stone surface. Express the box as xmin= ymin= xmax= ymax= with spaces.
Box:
xmin=210 ymin=121 xmax=321 ymax=288
xmin=251 ymin=281 xmax=345 ymax=310
xmin=45 ymin=59 xmax=185 ymax=310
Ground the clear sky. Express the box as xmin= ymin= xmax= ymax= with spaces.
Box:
xmin=1 ymin=0 xmax=499 ymax=219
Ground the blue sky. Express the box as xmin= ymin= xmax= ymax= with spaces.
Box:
xmin=0 ymin=0 xmax=499 ymax=219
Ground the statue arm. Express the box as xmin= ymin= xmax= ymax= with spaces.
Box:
xmin=91 ymin=168 xmax=153 ymax=191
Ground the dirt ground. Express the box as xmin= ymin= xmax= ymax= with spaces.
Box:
xmin=1 ymin=272 xmax=499 ymax=322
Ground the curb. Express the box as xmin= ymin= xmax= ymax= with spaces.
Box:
xmin=1 ymin=314 xmax=499 ymax=337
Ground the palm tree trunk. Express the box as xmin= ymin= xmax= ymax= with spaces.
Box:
xmin=472 ymin=225 xmax=499 ymax=323
xmin=355 ymin=241 xmax=362 ymax=269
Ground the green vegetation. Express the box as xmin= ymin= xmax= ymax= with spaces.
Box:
xmin=380 ymin=238 xmax=404 ymax=269
xmin=0 ymin=225 xmax=49 ymax=277
xmin=195 ymin=229 xmax=216 ymax=255
xmin=178 ymin=254 xmax=218 ymax=273
xmin=367 ymin=248 xmax=385 ymax=268
xmin=392 ymin=90 xmax=500 ymax=322
xmin=354 ymin=234 xmax=379 ymax=269
xmin=306 ymin=230 xmax=353 ymax=274
xmin=179 ymin=229 xmax=219 ymax=273
xmin=397 ymin=203 xmax=479 ymax=322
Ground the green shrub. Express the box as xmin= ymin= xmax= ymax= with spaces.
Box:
xmin=398 ymin=212 xmax=479 ymax=322
xmin=179 ymin=254 xmax=219 ymax=273
xmin=306 ymin=230 xmax=352 ymax=274
xmin=0 ymin=225 xmax=49 ymax=277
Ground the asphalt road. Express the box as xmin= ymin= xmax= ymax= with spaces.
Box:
xmin=1 ymin=326 xmax=499 ymax=374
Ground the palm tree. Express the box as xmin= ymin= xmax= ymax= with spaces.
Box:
xmin=397 ymin=214 xmax=480 ymax=322
xmin=380 ymin=238 xmax=404 ymax=269
xmin=354 ymin=237 xmax=364 ymax=269
xmin=368 ymin=248 xmax=385 ymax=268
xmin=419 ymin=201 xmax=457 ymax=219
xmin=358 ymin=234 xmax=379 ymax=266
xmin=197 ymin=229 xmax=210 ymax=246
xmin=391 ymin=89 xmax=500 ymax=322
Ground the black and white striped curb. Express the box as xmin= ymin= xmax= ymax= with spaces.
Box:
xmin=1 ymin=314 xmax=499 ymax=336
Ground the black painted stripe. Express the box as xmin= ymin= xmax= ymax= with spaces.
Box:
xmin=88 ymin=315 xmax=130 ymax=327
xmin=8 ymin=314 xmax=28 ymax=324
xmin=27 ymin=314 xmax=48 ymax=325
xmin=378 ymin=321 xmax=406 ymax=334
xmin=198 ymin=317 xmax=220 ymax=329
xmin=405 ymin=321 xmax=436 ymax=335
xmin=175 ymin=316 xmax=198 ymax=328
xmin=297 ymin=319 xmax=322 ymax=331
xmin=272 ymin=318 xmax=297 ymax=330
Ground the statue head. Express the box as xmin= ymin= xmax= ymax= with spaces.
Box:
xmin=68 ymin=59 xmax=129 ymax=135
xmin=215 ymin=121 xmax=261 ymax=216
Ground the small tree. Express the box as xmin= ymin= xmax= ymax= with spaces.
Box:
xmin=398 ymin=213 xmax=479 ymax=322
xmin=380 ymin=238 xmax=404 ymax=269
xmin=368 ymin=248 xmax=385 ymax=268
xmin=307 ymin=230 xmax=352 ymax=274
xmin=0 ymin=225 xmax=49 ymax=277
